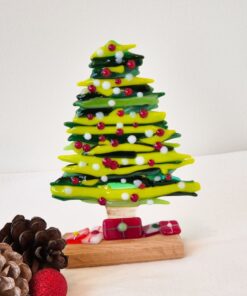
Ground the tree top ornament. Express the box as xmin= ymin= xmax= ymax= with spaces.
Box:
xmin=50 ymin=40 xmax=200 ymax=208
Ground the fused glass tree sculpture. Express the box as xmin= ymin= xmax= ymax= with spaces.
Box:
xmin=50 ymin=40 xmax=200 ymax=209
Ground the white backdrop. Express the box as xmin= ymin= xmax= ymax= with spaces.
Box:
xmin=0 ymin=0 xmax=246 ymax=173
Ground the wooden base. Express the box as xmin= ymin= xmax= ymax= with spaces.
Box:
xmin=65 ymin=234 xmax=184 ymax=268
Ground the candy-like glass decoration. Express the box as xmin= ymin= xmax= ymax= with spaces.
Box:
xmin=103 ymin=217 xmax=142 ymax=240
xmin=159 ymin=220 xmax=181 ymax=235
xmin=50 ymin=40 xmax=200 ymax=207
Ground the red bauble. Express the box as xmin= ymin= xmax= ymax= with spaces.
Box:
xmin=74 ymin=141 xmax=82 ymax=149
xmin=154 ymin=141 xmax=163 ymax=151
xmin=87 ymin=113 xmax=94 ymax=120
xmin=82 ymin=144 xmax=91 ymax=152
xmin=102 ymin=157 xmax=112 ymax=167
xmin=98 ymin=197 xmax=107 ymax=206
xmin=127 ymin=59 xmax=136 ymax=69
xmin=88 ymin=84 xmax=96 ymax=93
xmin=133 ymin=122 xmax=139 ymax=128
xmin=139 ymin=183 xmax=146 ymax=189
xmin=148 ymin=159 xmax=155 ymax=167
xmin=97 ymin=122 xmax=105 ymax=130
xmin=110 ymin=160 xmax=119 ymax=170
xmin=156 ymin=128 xmax=165 ymax=137
xmin=124 ymin=88 xmax=133 ymax=96
xmin=117 ymin=109 xmax=125 ymax=117
xmin=166 ymin=174 xmax=172 ymax=181
xmin=71 ymin=177 xmax=80 ymax=185
xmin=108 ymin=43 xmax=116 ymax=51
xmin=115 ymin=78 xmax=122 ymax=85
xmin=99 ymin=135 xmax=106 ymax=142
xmin=101 ymin=68 xmax=111 ymax=77
xmin=131 ymin=193 xmax=139 ymax=202
xmin=111 ymin=139 xmax=119 ymax=147
xmin=139 ymin=109 xmax=148 ymax=118
xmin=29 ymin=268 xmax=67 ymax=296
xmin=116 ymin=128 xmax=124 ymax=136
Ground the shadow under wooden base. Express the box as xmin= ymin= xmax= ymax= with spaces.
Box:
xmin=65 ymin=234 xmax=184 ymax=268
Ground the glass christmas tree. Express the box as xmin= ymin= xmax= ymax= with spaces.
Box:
xmin=50 ymin=40 xmax=200 ymax=212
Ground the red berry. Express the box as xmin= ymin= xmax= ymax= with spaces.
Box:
xmin=108 ymin=43 xmax=116 ymax=51
xmin=166 ymin=174 xmax=172 ymax=181
xmin=83 ymin=144 xmax=91 ymax=152
xmin=139 ymin=109 xmax=148 ymax=118
xmin=99 ymin=135 xmax=106 ymax=142
xmin=101 ymin=68 xmax=111 ymax=77
xmin=88 ymin=84 xmax=96 ymax=93
xmin=110 ymin=160 xmax=119 ymax=170
xmin=131 ymin=193 xmax=139 ymax=202
xmin=156 ymin=128 xmax=165 ymax=137
xmin=30 ymin=268 xmax=67 ymax=296
xmin=102 ymin=158 xmax=112 ymax=167
xmin=148 ymin=159 xmax=155 ymax=167
xmin=98 ymin=197 xmax=107 ymax=205
xmin=116 ymin=128 xmax=124 ymax=136
xmin=154 ymin=141 xmax=163 ymax=151
xmin=115 ymin=78 xmax=122 ymax=85
xmin=97 ymin=122 xmax=105 ymax=130
xmin=111 ymin=139 xmax=119 ymax=147
xmin=139 ymin=183 xmax=146 ymax=189
xmin=133 ymin=122 xmax=139 ymax=128
xmin=127 ymin=59 xmax=136 ymax=69
xmin=71 ymin=177 xmax=80 ymax=185
xmin=117 ymin=109 xmax=125 ymax=117
xmin=74 ymin=141 xmax=83 ymax=149
xmin=87 ymin=113 xmax=94 ymax=120
xmin=124 ymin=88 xmax=133 ymax=96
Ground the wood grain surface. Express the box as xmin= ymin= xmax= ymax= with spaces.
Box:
xmin=65 ymin=234 xmax=184 ymax=268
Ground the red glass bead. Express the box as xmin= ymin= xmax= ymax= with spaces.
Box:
xmin=102 ymin=158 xmax=112 ymax=167
xmin=115 ymin=78 xmax=122 ymax=85
xmin=148 ymin=159 xmax=155 ymax=167
xmin=98 ymin=197 xmax=107 ymax=206
xmin=74 ymin=141 xmax=83 ymax=149
xmin=166 ymin=174 xmax=172 ymax=181
xmin=71 ymin=177 xmax=80 ymax=185
xmin=111 ymin=139 xmax=119 ymax=147
xmin=154 ymin=142 xmax=163 ymax=151
xmin=87 ymin=113 xmax=94 ymax=120
xmin=131 ymin=193 xmax=139 ymax=202
xmin=127 ymin=59 xmax=136 ymax=69
xmin=124 ymin=88 xmax=133 ymax=96
xmin=117 ymin=109 xmax=125 ymax=117
xmin=133 ymin=122 xmax=139 ymax=128
xmin=88 ymin=84 xmax=96 ymax=93
xmin=108 ymin=43 xmax=116 ymax=51
xmin=99 ymin=135 xmax=106 ymax=142
xmin=116 ymin=128 xmax=124 ymax=136
xmin=101 ymin=68 xmax=111 ymax=77
xmin=139 ymin=109 xmax=148 ymax=118
xmin=91 ymin=230 xmax=100 ymax=235
xmin=156 ymin=128 xmax=165 ymax=137
xmin=82 ymin=144 xmax=91 ymax=152
xmin=110 ymin=160 xmax=119 ymax=170
xmin=97 ymin=122 xmax=105 ymax=130
xmin=139 ymin=183 xmax=146 ymax=189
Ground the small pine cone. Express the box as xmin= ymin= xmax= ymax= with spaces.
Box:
xmin=0 ymin=215 xmax=68 ymax=274
xmin=0 ymin=242 xmax=32 ymax=296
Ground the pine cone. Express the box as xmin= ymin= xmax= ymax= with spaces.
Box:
xmin=0 ymin=242 xmax=32 ymax=296
xmin=0 ymin=215 xmax=68 ymax=274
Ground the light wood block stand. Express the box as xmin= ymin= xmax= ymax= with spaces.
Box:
xmin=65 ymin=234 xmax=184 ymax=268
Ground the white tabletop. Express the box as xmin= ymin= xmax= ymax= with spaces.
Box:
xmin=1 ymin=151 xmax=247 ymax=295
